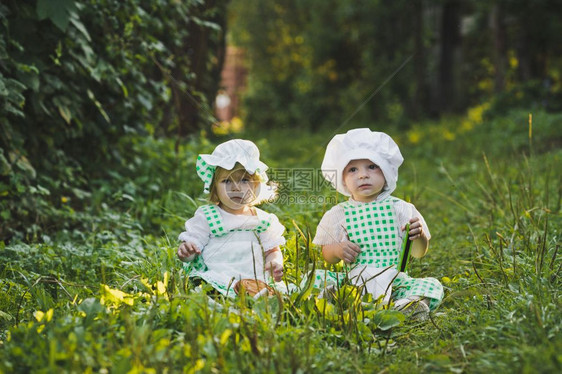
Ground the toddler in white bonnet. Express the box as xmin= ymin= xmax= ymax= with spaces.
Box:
xmin=313 ymin=128 xmax=443 ymax=320
xmin=177 ymin=139 xmax=285 ymax=297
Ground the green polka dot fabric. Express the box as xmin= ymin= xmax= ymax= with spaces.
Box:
xmin=183 ymin=255 xmax=208 ymax=274
xmin=392 ymin=272 xmax=443 ymax=310
xmin=200 ymin=205 xmax=227 ymax=237
xmin=196 ymin=156 xmax=216 ymax=193
xmin=183 ymin=204 xmax=273 ymax=295
xmin=342 ymin=197 xmax=443 ymax=310
xmin=306 ymin=269 xmax=346 ymax=289
xmin=343 ymin=198 xmax=400 ymax=267
xmin=200 ymin=205 xmax=270 ymax=237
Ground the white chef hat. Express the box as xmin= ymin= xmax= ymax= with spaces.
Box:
xmin=196 ymin=139 xmax=276 ymax=202
xmin=321 ymin=128 xmax=404 ymax=198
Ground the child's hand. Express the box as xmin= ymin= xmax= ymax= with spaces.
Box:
xmin=403 ymin=217 xmax=426 ymax=241
xmin=177 ymin=242 xmax=201 ymax=261
xmin=265 ymin=261 xmax=283 ymax=282
xmin=339 ymin=241 xmax=362 ymax=264
xmin=321 ymin=241 xmax=361 ymax=264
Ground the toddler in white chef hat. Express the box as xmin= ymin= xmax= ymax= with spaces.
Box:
xmin=177 ymin=139 xmax=286 ymax=296
xmin=313 ymin=128 xmax=443 ymax=319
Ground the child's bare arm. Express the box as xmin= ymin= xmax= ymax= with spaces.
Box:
xmin=264 ymin=247 xmax=284 ymax=281
xmin=177 ymin=242 xmax=201 ymax=262
xmin=322 ymin=241 xmax=362 ymax=264
xmin=403 ymin=217 xmax=429 ymax=258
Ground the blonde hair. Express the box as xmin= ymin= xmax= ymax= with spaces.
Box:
xmin=208 ymin=163 xmax=261 ymax=205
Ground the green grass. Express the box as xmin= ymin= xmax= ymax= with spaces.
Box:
xmin=1 ymin=108 xmax=561 ymax=373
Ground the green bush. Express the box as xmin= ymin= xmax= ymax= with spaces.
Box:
xmin=0 ymin=0 xmax=227 ymax=242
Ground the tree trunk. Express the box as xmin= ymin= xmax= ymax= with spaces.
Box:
xmin=413 ymin=0 xmax=429 ymax=119
xmin=491 ymin=3 xmax=507 ymax=93
xmin=173 ymin=0 xmax=228 ymax=143
xmin=438 ymin=0 xmax=461 ymax=113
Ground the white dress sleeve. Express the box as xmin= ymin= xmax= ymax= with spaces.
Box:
xmin=259 ymin=212 xmax=286 ymax=250
xmin=177 ymin=207 xmax=211 ymax=249
xmin=393 ymin=200 xmax=431 ymax=240
xmin=312 ymin=205 xmax=348 ymax=245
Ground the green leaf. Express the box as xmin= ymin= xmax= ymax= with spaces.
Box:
xmin=69 ymin=12 xmax=91 ymax=42
xmin=1 ymin=210 xmax=11 ymax=220
xmin=373 ymin=310 xmax=404 ymax=331
xmin=3 ymin=103 xmax=24 ymax=118
xmin=78 ymin=298 xmax=104 ymax=322
xmin=87 ymin=89 xmax=110 ymax=123
xmin=0 ymin=78 xmax=6 ymax=96
xmin=36 ymin=0 xmax=77 ymax=32
xmin=0 ymin=151 xmax=11 ymax=176
xmin=191 ymin=16 xmax=221 ymax=31
xmin=58 ymin=105 xmax=72 ymax=124
xmin=0 ymin=310 xmax=13 ymax=320
xmin=13 ymin=154 xmax=36 ymax=179
xmin=294 ymin=261 xmax=316 ymax=305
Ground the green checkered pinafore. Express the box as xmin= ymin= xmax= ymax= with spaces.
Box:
xmin=343 ymin=198 xmax=401 ymax=267
xmin=183 ymin=204 xmax=272 ymax=296
xmin=343 ymin=197 xmax=443 ymax=310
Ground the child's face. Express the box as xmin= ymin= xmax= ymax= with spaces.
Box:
xmin=342 ymin=159 xmax=386 ymax=202
xmin=216 ymin=169 xmax=259 ymax=213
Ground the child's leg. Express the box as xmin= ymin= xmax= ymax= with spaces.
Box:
xmin=393 ymin=295 xmax=430 ymax=321
xmin=391 ymin=273 xmax=443 ymax=311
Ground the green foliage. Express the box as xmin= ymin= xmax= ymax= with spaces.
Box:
xmin=0 ymin=0 xmax=228 ymax=242
xmin=229 ymin=0 xmax=562 ymax=130
xmin=36 ymin=0 xmax=77 ymax=32
xmin=229 ymin=0 xmax=419 ymax=130
xmin=1 ymin=109 xmax=561 ymax=371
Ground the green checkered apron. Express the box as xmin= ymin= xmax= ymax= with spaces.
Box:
xmin=183 ymin=204 xmax=272 ymax=296
xmin=305 ymin=198 xmax=402 ymax=296
xmin=343 ymin=197 xmax=443 ymax=310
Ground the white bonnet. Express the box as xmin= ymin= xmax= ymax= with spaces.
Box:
xmin=196 ymin=139 xmax=275 ymax=202
xmin=321 ymin=128 xmax=404 ymax=198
